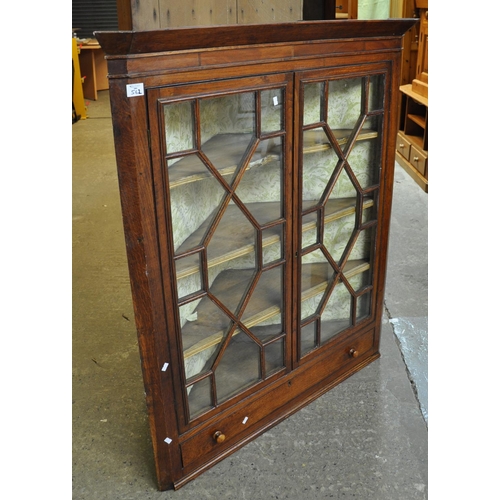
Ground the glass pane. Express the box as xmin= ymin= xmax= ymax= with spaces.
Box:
xmin=236 ymin=137 xmax=283 ymax=224
xmin=261 ymin=89 xmax=284 ymax=133
xmin=356 ymin=291 xmax=371 ymax=322
xmin=175 ymin=253 xmax=202 ymax=300
xmin=215 ymin=332 xmax=261 ymax=404
xmin=329 ymin=167 xmax=357 ymax=199
xmin=209 ymin=268 xmax=256 ymax=318
xmin=327 ymin=77 xmax=363 ymax=131
xmin=262 ymin=224 xmax=283 ymax=266
xmin=187 ymin=376 xmax=213 ymax=419
xmin=347 ymin=115 xmax=383 ymax=190
xmin=164 ymin=100 xmax=194 ymax=154
xmin=206 ymin=202 xmax=257 ymax=277
xmin=180 ymin=298 xmax=231 ymax=380
xmin=302 ymin=127 xmax=341 ymax=205
xmin=264 ymin=339 xmax=284 ymax=376
xmin=300 ymin=321 xmax=317 ymax=356
xmin=303 ymin=82 xmax=324 ymax=125
xmin=241 ymin=266 xmax=283 ymax=338
xmin=301 ymin=249 xmax=335 ymax=321
xmin=349 ymin=226 xmax=374 ymax=261
xmin=361 ymin=195 xmax=376 ymax=225
xmin=367 ymin=74 xmax=385 ymax=112
xmin=169 ymin=168 xmax=227 ymax=253
xmin=323 ymin=202 xmax=356 ymax=265
xmin=301 ymin=210 xmax=320 ymax=251
xmin=200 ymin=92 xmax=256 ymax=186
xmin=320 ymin=280 xmax=353 ymax=343
xmin=344 ymin=261 xmax=371 ymax=294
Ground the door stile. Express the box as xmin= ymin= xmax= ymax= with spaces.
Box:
xmin=146 ymin=87 xmax=192 ymax=431
xmin=290 ymin=71 xmax=303 ymax=369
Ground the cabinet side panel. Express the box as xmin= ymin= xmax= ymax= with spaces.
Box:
xmin=107 ymin=79 xmax=182 ymax=489
xmin=372 ymin=52 xmax=404 ymax=347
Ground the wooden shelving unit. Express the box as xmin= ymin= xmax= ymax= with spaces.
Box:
xmin=396 ymin=83 xmax=428 ymax=193
xmin=396 ymin=1 xmax=428 ymax=193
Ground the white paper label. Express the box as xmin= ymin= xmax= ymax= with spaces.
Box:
xmin=161 ymin=362 xmax=169 ymax=372
xmin=164 ymin=437 xmax=172 ymax=444
xmin=273 ymin=96 xmax=279 ymax=106
xmin=126 ymin=83 xmax=145 ymax=97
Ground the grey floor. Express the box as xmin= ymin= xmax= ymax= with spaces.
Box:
xmin=73 ymin=91 xmax=428 ymax=499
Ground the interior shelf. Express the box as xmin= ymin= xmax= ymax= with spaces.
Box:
xmin=168 ymin=128 xmax=378 ymax=190
xmin=175 ymin=197 xmax=373 ymax=280
xmin=302 ymin=127 xmax=378 ymax=153
xmin=182 ymin=259 xmax=369 ymax=363
xmin=407 ymin=113 xmax=425 ymax=129
xmin=168 ymin=133 xmax=279 ymax=189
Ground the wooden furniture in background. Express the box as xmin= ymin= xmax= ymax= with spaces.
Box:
xmin=396 ymin=84 xmax=428 ymax=192
xmin=395 ymin=0 xmax=428 ymax=191
xmin=390 ymin=0 xmax=420 ymax=86
xmin=72 ymin=38 xmax=86 ymax=121
xmin=96 ymin=19 xmax=416 ymax=490
xmin=412 ymin=4 xmax=428 ymax=97
xmin=78 ymin=40 xmax=109 ymax=100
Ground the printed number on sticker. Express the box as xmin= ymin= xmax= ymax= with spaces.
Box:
xmin=127 ymin=83 xmax=145 ymax=97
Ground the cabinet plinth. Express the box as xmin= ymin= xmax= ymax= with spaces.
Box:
xmin=96 ymin=19 xmax=417 ymax=490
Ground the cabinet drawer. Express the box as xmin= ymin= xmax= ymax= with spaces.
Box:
xmin=409 ymin=144 xmax=428 ymax=176
xmin=180 ymin=328 xmax=376 ymax=469
xmin=397 ymin=132 xmax=411 ymax=160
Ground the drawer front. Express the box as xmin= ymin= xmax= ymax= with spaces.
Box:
xmin=397 ymin=132 xmax=411 ymax=160
xmin=409 ymin=144 xmax=428 ymax=176
xmin=180 ymin=327 xmax=376 ymax=469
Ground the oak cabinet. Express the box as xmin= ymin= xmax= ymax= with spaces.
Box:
xmin=96 ymin=19 xmax=416 ymax=490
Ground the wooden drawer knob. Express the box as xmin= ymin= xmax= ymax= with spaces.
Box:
xmin=399 ymin=143 xmax=405 ymax=148
xmin=413 ymin=156 xmax=420 ymax=162
xmin=213 ymin=431 xmax=226 ymax=443
xmin=349 ymin=348 xmax=359 ymax=358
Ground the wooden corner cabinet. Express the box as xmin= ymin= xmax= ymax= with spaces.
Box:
xmin=96 ymin=19 xmax=416 ymax=490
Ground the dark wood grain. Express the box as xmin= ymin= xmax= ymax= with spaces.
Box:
xmin=96 ymin=20 xmax=416 ymax=55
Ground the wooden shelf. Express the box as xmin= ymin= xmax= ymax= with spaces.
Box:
xmin=175 ymin=202 xmax=282 ymax=280
xmin=407 ymin=113 xmax=425 ymax=129
xmin=168 ymin=133 xmax=279 ymax=189
xmin=182 ymin=259 xmax=369 ymax=364
xmin=168 ymin=128 xmax=378 ymax=190
xmin=175 ymin=197 xmax=373 ymax=281
xmin=400 ymin=83 xmax=428 ymax=107
xmin=303 ymin=127 xmax=378 ymax=154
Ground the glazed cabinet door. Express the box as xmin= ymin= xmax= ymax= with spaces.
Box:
xmin=147 ymin=74 xmax=294 ymax=429
xmin=296 ymin=65 xmax=389 ymax=361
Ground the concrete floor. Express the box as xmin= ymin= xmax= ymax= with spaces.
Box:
xmin=73 ymin=91 xmax=428 ymax=499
